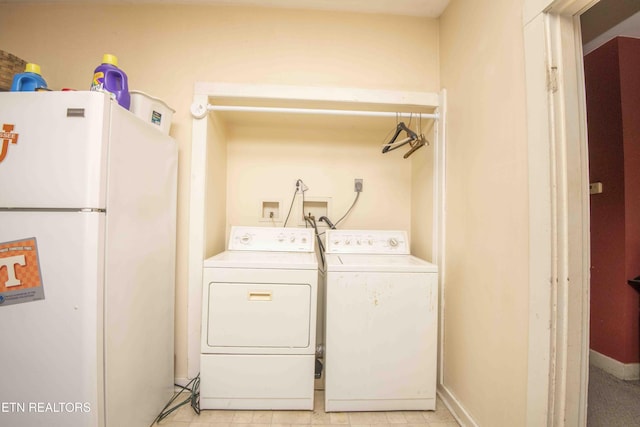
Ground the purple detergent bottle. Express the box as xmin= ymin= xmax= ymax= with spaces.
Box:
xmin=90 ymin=54 xmax=130 ymax=110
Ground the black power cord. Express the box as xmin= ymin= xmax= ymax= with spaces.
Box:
xmin=305 ymin=214 xmax=326 ymax=269
xmin=283 ymin=185 xmax=298 ymax=227
xmin=318 ymin=185 xmax=361 ymax=230
xmin=284 ymin=179 xmax=307 ymax=227
xmin=334 ymin=191 xmax=360 ymax=228
xmin=318 ymin=216 xmax=336 ymax=229
xmin=151 ymin=374 xmax=200 ymax=425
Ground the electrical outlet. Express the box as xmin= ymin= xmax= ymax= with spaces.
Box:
xmin=354 ymin=178 xmax=363 ymax=192
xmin=589 ymin=182 xmax=603 ymax=194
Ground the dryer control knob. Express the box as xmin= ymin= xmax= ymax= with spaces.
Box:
xmin=388 ymin=238 xmax=399 ymax=247
xmin=240 ymin=234 xmax=251 ymax=245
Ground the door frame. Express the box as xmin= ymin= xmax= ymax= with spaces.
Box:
xmin=523 ymin=0 xmax=596 ymax=425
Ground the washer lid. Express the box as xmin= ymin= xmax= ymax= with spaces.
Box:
xmin=204 ymin=250 xmax=318 ymax=270
xmin=325 ymin=253 xmax=437 ymax=273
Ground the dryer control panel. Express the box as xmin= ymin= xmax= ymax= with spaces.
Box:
xmin=228 ymin=226 xmax=315 ymax=252
xmin=325 ymin=229 xmax=410 ymax=254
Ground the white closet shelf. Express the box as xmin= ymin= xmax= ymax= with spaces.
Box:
xmin=192 ymin=82 xmax=441 ymax=133
xmin=194 ymin=82 xmax=440 ymax=110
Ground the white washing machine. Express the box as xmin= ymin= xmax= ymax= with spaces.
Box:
xmin=324 ymin=229 xmax=438 ymax=412
xmin=200 ymin=226 xmax=318 ymax=410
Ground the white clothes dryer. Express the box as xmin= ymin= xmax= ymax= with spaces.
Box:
xmin=323 ymin=229 xmax=438 ymax=412
xmin=200 ymin=226 xmax=318 ymax=410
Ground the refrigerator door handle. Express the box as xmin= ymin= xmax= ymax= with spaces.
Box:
xmin=0 ymin=207 xmax=105 ymax=213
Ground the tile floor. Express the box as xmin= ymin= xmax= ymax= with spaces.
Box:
xmin=156 ymin=390 xmax=460 ymax=427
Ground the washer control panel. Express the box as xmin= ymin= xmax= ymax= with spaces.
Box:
xmin=325 ymin=230 xmax=410 ymax=254
xmin=228 ymin=226 xmax=315 ymax=252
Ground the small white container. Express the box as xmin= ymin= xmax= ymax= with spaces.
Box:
xmin=129 ymin=90 xmax=175 ymax=135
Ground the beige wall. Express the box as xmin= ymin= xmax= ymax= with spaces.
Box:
xmin=410 ymin=125 xmax=436 ymax=261
xmin=1 ymin=4 xmax=440 ymax=380
xmin=224 ymin=120 xmax=414 ymax=235
xmin=439 ymin=0 xmax=529 ymax=425
xmin=204 ymin=113 xmax=228 ymax=258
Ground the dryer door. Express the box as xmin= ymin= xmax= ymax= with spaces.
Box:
xmin=205 ymin=282 xmax=312 ymax=351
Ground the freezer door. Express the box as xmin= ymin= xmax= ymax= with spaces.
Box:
xmin=0 ymin=92 xmax=110 ymax=209
xmin=0 ymin=211 xmax=104 ymax=427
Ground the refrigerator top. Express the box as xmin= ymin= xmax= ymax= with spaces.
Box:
xmin=0 ymin=91 xmax=112 ymax=209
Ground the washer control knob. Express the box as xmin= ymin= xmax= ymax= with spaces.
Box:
xmin=240 ymin=234 xmax=251 ymax=245
xmin=388 ymin=238 xmax=399 ymax=247
xmin=301 ymin=237 xmax=308 ymax=244
xmin=368 ymin=239 xmax=374 ymax=245
xmin=290 ymin=236 xmax=296 ymax=243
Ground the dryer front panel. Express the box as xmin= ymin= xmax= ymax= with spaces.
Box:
xmin=205 ymin=282 xmax=312 ymax=352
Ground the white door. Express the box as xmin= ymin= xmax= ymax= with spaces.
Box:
xmin=0 ymin=211 xmax=104 ymax=427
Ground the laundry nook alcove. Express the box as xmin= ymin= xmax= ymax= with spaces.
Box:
xmin=186 ymin=82 xmax=447 ymax=405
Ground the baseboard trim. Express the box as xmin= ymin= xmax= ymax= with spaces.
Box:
xmin=590 ymin=349 xmax=640 ymax=381
xmin=437 ymin=384 xmax=478 ymax=427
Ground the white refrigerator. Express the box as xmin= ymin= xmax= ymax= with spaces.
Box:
xmin=0 ymin=91 xmax=178 ymax=427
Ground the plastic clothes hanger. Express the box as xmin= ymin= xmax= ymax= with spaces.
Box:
xmin=403 ymin=135 xmax=428 ymax=158
xmin=381 ymin=121 xmax=418 ymax=154
xmin=400 ymin=114 xmax=431 ymax=159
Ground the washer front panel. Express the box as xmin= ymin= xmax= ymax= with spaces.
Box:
xmin=324 ymin=269 xmax=438 ymax=411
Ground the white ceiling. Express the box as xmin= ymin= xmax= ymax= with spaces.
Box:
xmin=194 ymin=0 xmax=450 ymax=16
xmin=583 ymin=11 xmax=640 ymax=55
xmin=6 ymin=0 xmax=637 ymax=42
xmin=1 ymin=0 xmax=451 ymax=17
